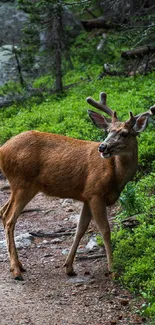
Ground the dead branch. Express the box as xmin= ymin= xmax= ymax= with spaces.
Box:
xmin=29 ymin=230 xmax=75 ymax=238
xmin=81 ymin=17 xmax=118 ymax=31
xmin=121 ymin=46 xmax=155 ymax=60
xmin=21 ymin=208 xmax=43 ymax=214
xmin=76 ymin=253 xmax=105 ymax=260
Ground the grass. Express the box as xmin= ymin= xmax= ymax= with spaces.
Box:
xmin=0 ymin=61 xmax=155 ymax=318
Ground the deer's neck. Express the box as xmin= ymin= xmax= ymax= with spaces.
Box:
xmin=115 ymin=139 xmax=138 ymax=193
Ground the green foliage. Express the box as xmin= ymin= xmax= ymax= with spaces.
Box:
xmin=0 ymin=81 xmax=23 ymax=96
xmin=33 ymin=75 xmax=55 ymax=89
xmin=119 ymin=183 xmax=143 ymax=217
xmin=112 ymin=173 xmax=155 ymax=316
xmin=121 ymin=14 xmax=155 ymax=48
xmin=0 ymin=45 xmax=155 ymax=319
xmin=138 ymin=126 xmax=155 ymax=170
xmin=1 ymin=70 xmax=155 ymax=144
xmin=71 ymin=31 xmax=125 ymax=70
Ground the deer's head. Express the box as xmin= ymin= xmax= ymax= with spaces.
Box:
xmin=87 ymin=92 xmax=155 ymax=158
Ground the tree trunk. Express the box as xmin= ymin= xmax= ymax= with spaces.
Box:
xmin=13 ymin=46 xmax=26 ymax=87
xmin=53 ymin=5 xmax=63 ymax=92
xmin=55 ymin=44 xmax=63 ymax=92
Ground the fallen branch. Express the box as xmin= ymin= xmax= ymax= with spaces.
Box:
xmin=121 ymin=46 xmax=155 ymax=60
xmin=122 ymin=216 xmax=140 ymax=228
xmin=81 ymin=17 xmax=119 ymax=31
xmin=29 ymin=230 xmax=75 ymax=238
xmin=21 ymin=208 xmax=43 ymax=214
xmin=76 ymin=253 xmax=105 ymax=261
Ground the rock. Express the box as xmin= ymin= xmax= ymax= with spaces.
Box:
xmin=50 ymin=238 xmax=62 ymax=244
xmin=69 ymin=214 xmax=80 ymax=224
xmin=65 ymin=207 xmax=74 ymax=212
xmin=110 ymin=320 xmax=117 ymax=325
xmin=119 ymin=298 xmax=129 ymax=306
xmin=86 ymin=235 xmax=99 ymax=251
xmin=0 ymin=2 xmax=83 ymax=85
xmin=0 ymin=232 xmax=33 ymax=250
xmin=122 ymin=216 xmax=140 ymax=228
xmin=62 ymin=199 xmax=74 ymax=207
xmin=111 ymin=288 xmax=119 ymax=296
xmin=62 ymin=199 xmax=75 ymax=212
xmin=0 ymin=44 xmax=17 ymax=85
xmin=15 ymin=232 xmax=34 ymax=249
xmin=62 ymin=248 xmax=69 ymax=255
xmin=67 ymin=276 xmax=90 ymax=285
xmin=77 ymin=247 xmax=86 ymax=254
xmin=42 ymin=240 xmax=48 ymax=244
xmin=0 ymin=2 xmax=28 ymax=45
xmin=0 ymin=239 xmax=7 ymax=249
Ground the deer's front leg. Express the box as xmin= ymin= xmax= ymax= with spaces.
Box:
xmin=89 ymin=195 xmax=112 ymax=272
xmin=65 ymin=202 xmax=92 ymax=275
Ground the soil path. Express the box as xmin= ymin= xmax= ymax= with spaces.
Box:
xmin=0 ymin=178 xmax=146 ymax=325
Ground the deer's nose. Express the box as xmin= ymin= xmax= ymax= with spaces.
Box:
xmin=98 ymin=143 xmax=107 ymax=152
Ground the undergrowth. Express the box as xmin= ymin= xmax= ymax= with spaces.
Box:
xmin=0 ymin=50 xmax=155 ymax=319
xmin=112 ymin=172 xmax=155 ymax=317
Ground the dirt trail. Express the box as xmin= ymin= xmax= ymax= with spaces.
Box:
xmin=0 ymin=178 xmax=146 ymax=325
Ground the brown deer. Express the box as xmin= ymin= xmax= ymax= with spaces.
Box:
xmin=0 ymin=92 xmax=154 ymax=281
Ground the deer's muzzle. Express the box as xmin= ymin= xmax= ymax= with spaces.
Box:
xmin=98 ymin=143 xmax=111 ymax=158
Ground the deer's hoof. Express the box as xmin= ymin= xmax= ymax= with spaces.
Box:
xmin=67 ymin=270 xmax=77 ymax=277
xmin=10 ymin=266 xmax=24 ymax=281
xmin=14 ymin=275 xmax=24 ymax=281
xmin=64 ymin=262 xmax=77 ymax=276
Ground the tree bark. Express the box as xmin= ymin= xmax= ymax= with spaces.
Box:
xmin=13 ymin=46 xmax=26 ymax=87
xmin=53 ymin=6 xmax=63 ymax=92
xmin=55 ymin=45 xmax=63 ymax=92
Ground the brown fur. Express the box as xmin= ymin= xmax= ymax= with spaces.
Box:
xmin=0 ymin=98 xmax=153 ymax=280
xmin=0 ymin=128 xmax=138 ymax=280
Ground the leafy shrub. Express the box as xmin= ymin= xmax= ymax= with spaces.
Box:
xmin=112 ymin=173 xmax=155 ymax=316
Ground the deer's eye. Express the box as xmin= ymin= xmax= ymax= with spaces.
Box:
xmin=121 ymin=131 xmax=129 ymax=137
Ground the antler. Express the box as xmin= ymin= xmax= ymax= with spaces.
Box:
xmin=135 ymin=104 xmax=155 ymax=119
xmin=86 ymin=92 xmax=119 ymax=122
xmin=126 ymin=104 xmax=155 ymax=127
xmin=150 ymin=104 xmax=155 ymax=116
xmin=125 ymin=112 xmax=137 ymax=127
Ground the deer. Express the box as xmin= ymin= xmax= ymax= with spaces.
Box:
xmin=0 ymin=92 xmax=154 ymax=281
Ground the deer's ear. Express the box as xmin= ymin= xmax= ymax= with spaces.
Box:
xmin=88 ymin=110 xmax=109 ymax=130
xmin=133 ymin=115 xmax=149 ymax=133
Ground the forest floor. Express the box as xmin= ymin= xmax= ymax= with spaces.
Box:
xmin=0 ymin=176 xmax=147 ymax=325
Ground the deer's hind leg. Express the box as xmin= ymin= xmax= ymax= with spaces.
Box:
xmin=3 ymin=186 xmax=37 ymax=280
xmin=0 ymin=199 xmax=10 ymax=218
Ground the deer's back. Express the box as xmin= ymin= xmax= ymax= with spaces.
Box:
xmin=0 ymin=131 xmax=96 ymax=199
xmin=0 ymin=131 xmax=119 ymax=202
